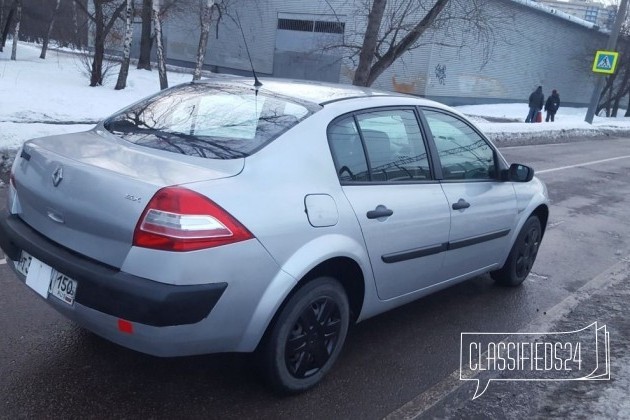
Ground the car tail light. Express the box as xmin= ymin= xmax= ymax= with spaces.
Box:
xmin=133 ymin=187 xmax=253 ymax=252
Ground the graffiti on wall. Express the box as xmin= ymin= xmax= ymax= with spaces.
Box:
xmin=435 ymin=64 xmax=446 ymax=85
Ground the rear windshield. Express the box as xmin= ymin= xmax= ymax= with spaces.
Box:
xmin=103 ymin=84 xmax=315 ymax=159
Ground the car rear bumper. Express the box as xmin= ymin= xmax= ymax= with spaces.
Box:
xmin=0 ymin=211 xmax=227 ymax=327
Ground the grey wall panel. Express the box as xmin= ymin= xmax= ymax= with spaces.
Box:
xmin=273 ymin=51 xmax=342 ymax=82
xmin=422 ymin=0 xmax=604 ymax=105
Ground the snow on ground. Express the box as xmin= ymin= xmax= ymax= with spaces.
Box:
xmin=3 ymin=40 xmax=630 ymax=153
xmin=1 ymin=42 xmax=192 ymax=150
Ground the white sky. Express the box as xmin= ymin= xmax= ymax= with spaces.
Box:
xmin=2 ymin=42 xmax=630 ymax=150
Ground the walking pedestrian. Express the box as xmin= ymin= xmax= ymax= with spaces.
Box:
xmin=545 ymin=89 xmax=561 ymax=122
xmin=525 ymin=86 xmax=544 ymax=123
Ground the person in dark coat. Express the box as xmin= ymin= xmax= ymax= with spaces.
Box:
xmin=545 ymin=89 xmax=561 ymax=122
xmin=525 ymin=86 xmax=544 ymax=123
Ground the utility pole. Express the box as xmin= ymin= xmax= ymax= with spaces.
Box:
xmin=585 ymin=0 xmax=630 ymax=123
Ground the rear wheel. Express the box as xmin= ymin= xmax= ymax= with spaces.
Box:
xmin=260 ymin=277 xmax=349 ymax=394
xmin=491 ymin=216 xmax=542 ymax=286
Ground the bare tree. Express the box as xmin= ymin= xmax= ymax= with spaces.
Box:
xmin=152 ymin=0 xmax=168 ymax=89
xmin=611 ymin=64 xmax=630 ymax=116
xmin=193 ymin=0 xmax=220 ymax=81
xmin=596 ymin=36 xmax=630 ymax=117
xmin=40 ymin=0 xmax=62 ymax=59
xmin=590 ymin=12 xmax=630 ymax=118
xmin=114 ymin=0 xmax=134 ymax=89
xmin=332 ymin=0 xmax=510 ymax=87
xmin=75 ymin=0 xmax=126 ymax=86
xmin=10 ymin=0 xmax=20 ymax=60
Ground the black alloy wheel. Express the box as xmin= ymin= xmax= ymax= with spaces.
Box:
xmin=514 ymin=221 xmax=541 ymax=279
xmin=285 ymin=296 xmax=342 ymax=378
xmin=260 ymin=277 xmax=350 ymax=394
xmin=491 ymin=216 xmax=542 ymax=286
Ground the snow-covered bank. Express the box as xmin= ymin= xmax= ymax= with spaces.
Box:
xmin=459 ymin=103 xmax=630 ymax=145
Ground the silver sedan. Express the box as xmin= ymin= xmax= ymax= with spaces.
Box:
xmin=0 ymin=78 xmax=548 ymax=394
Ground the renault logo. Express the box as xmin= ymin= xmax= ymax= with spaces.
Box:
xmin=52 ymin=166 xmax=63 ymax=187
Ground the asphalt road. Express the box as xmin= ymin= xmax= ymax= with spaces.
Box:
xmin=1 ymin=137 xmax=629 ymax=419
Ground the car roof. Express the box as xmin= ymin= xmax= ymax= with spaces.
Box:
xmin=196 ymin=76 xmax=423 ymax=106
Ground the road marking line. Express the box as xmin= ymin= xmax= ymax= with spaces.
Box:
xmin=527 ymin=272 xmax=548 ymax=281
xmin=0 ymin=258 xmax=6 ymax=265
xmin=384 ymin=257 xmax=630 ymax=420
xmin=537 ymin=155 xmax=630 ymax=174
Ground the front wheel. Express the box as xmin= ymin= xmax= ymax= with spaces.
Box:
xmin=491 ymin=216 xmax=542 ymax=286
xmin=259 ymin=277 xmax=350 ymax=394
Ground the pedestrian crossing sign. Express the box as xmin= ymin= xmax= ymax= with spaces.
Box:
xmin=592 ymin=50 xmax=619 ymax=74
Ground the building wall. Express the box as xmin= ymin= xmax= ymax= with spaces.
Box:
xmin=420 ymin=0 xmax=606 ymax=105
xmin=157 ymin=0 xmax=607 ymax=106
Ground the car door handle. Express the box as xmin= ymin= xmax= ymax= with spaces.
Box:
xmin=367 ymin=205 xmax=393 ymax=219
xmin=452 ymin=198 xmax=470 ymax=210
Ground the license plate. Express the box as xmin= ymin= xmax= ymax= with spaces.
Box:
xmin=49 ymin=270 xmax=78 ymax=305
xmin=15 ymin=251 xmax=78 ymax=305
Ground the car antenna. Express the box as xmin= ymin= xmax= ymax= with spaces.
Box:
xmin=235 ymin=10 xmax=262 ymax=93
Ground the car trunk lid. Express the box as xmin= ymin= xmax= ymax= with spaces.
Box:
xmin=12 ymin=129 xmax=244 ymax=268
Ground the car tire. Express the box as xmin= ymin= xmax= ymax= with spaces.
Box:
xmin=491 ymin=216 xmax=542 ymax=287
xmin=260 ymin=276 xmax=350 ymax=394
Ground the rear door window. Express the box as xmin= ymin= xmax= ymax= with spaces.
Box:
xmin=328 ymin=108 xmax=431 ymax=183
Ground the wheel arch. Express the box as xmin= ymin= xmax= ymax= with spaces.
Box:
xmin=253 ymin=256 xmax=366 ymax=353
xmin=531 ymin=204 xmax=549 ymax=238
xmin=295 ymin=257 xmax=365 ymax=323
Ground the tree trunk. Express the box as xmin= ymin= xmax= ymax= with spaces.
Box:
xmin=40 ymin=0 xmax=62 ymax=59
xmin=625 ymin=95 xmax=630 ymax=117
xmin=1 ymin=5 xmax=15 ymax=51
xmin=71 ymin=0 xmax=80 ymax=48
xmin=137 ymin=0 xmax=153 ymax=70
xmin=612 ymin=68 xmax=630 ymax=117
xmin=10 ymin=0 xmax=21 ymax=60
xmin=0 ymin=0 xmax=5 ymax=48
xmin=115 ymin=0 xmax=135 ymax=90
xmin=193 ymin=0 xmax=215 ymax=81
xmin=612 ymin=95 xmax=621 ymax=117
xmin=90 ymin=0 xmax=105 ymax=86
xmin=152 ymin=0 xmax=167 ymax=89
xmin=353 ymin=0 xmax=386 ymax=86
xmin=353 ymin=0 xmax=450 ymax=87
xmin=604 ymin=76 xmax=613 ymax=117
xmin=597 ymin=76 xmax=614 ymax=115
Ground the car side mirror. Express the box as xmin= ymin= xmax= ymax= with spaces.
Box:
xmin=503 ymin=163 xmax=534 ymax=182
